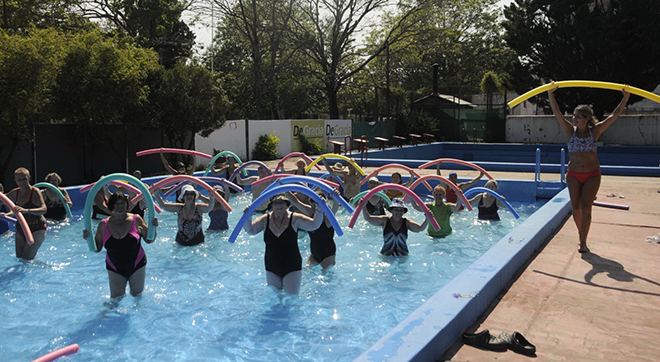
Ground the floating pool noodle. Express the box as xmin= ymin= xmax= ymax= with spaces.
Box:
xmin=260 ymin=175 xmax=354 ymax=214
xmin=33 ymin=182 xmax=73 ymax=219
xmin=84 ymin=173 xmax=157 ymax=251
xmin=203 ymin=150 xmax=247 ymax=177
xmin=162 ymin=177 xmax=243 ymax=199
xmin=507 ymin=80 xmax=660 ymax=108
xmin=349 ymin=190 xmax=392 ymax=207
xmin=360 ymin=163 xmax=432 ymax=191
xmin=463 ymin=187 xmax=520 ymax=219
xmin=348 ymin=184 xmax=441 ymax=231
xmin=593 ymin=201 xmax=629 ymax=211
xmin=228 ymin=184 xmax=343 ymax=243
xmin=0 ymin=192 xmax=35 ymax=245
xmin=80 ymin=180 xmax=162 ymax=213
xmin=274 ymin=152 xmax=321 ymax=173
xmin=131 ymin=175 xmax=232 ymax=212
xmin=406 ymin=175 xmax=473 ymax=211
xmin=32 ymin=343 xmax=79 ymax=362
xmin=227 ymin=160 xmax=272 ymax=182
xmin=136 ymin=147 xmax=213 ymax=159
xmin=418 ymin=158 xmax=495 ymax=181
xmin=304 ymin=153 xmax=366 ymax=175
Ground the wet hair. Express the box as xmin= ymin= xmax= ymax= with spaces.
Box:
xmin=107 ymin=192 xmax=129 ymax=211
xmin=45 ymin=172 xmax=62 ymax=186
xmin=214 ymin=155 xmax=227 ymax=164
xmin=133 ymin=170 xmax=142 ymax=179
xmin=574 ymin=105 xmax=597 ymax=128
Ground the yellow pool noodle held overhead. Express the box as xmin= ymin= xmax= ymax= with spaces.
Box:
xmin=507 ymin=80 xmax=660 ymax=108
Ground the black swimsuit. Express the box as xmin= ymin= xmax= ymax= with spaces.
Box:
xmin=264 ymin=214 xmax=301 ymax=278
xmin=309 ymin=221 xmax=336 ymax=262
xmin=478 ymin=199 xmax=500 ymax=221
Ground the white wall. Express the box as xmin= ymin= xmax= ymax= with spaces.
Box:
xmin=506 ymin=115 xmax=660 ymax=146
xmin=195 ymin=120 xmax=247 ymax=163
xmin=195 ymin=119 xmax=353 ymax=162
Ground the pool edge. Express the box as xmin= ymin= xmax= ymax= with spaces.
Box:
xmin=354 ymin=188 xmax=572 ymax=362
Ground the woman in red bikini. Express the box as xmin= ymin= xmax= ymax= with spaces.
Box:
xmin=548 ymin=84 xmax=630 ymax=253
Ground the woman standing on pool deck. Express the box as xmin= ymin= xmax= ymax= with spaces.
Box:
xmin=548 ymin=84 xmax=630 ymax=253
xmin=1 ymin=168 xmax=48 ymax=260
xmin=361 ymin=198 xmax=429 ymax=256
xmin=242 ymin=194 xmax=323 ymax=294
xmin=154 ymin=184 xmax=214 ymax=246
xmin=84 ymin=192 xmax=158 ymax=298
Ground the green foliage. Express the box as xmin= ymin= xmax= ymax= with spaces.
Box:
xmin=1 ymin=0 xmax=91 ymax=33
xmin=396 ymin=110 xmax=436 ymax=138
xmin=480 ymin=71 xmax=503 ymax=108
xmin=145 ymin=61 xmax=230 ymax=149
xmin=503 ymin=0 xmax=660 ymax=115
xmin=51 ymin=29 xmax=160 ymax=124
xmin=298 ymin=133 xmax=323 ymax=156
xmin=251 ymin=133 xmax=279 ymax=161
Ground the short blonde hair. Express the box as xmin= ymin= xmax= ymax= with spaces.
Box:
xmin=14 ymin=167 xmax=30 ymax=178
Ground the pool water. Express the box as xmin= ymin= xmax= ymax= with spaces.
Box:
xmin=0 ymin=192 xmax=544 ymax=361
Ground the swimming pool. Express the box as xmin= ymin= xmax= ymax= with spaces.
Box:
xmin=0 ymin=185 xmax=544 ymax=361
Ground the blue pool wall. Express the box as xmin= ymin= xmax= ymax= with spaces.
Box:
xmin=354 ymin=188 xmax=571 ymax=362
xmin=357 ymin=142 xmax=660 ymax=176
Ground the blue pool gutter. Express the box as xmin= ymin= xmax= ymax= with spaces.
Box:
xmin=354 ymin=188 xmax=572 ymax=362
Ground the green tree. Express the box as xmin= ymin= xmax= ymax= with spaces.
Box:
xmin=298 ymin=0 xmax=423 ymax=119
xmin=0 ymin=29 xmax=64 ymax=185
xmin=50 ymin=29 xmax=160 ymax=125
xmin=211 ymin=0 xmax=316 ymax=119
xmin=363 ymin=0 xmax=511 ymax=115
xmin=503 ymin=0 xmax=660 ymax=116
xmin=146 ymin=62 xmax=231 ymax=149
xmin=1 ymin=0 xmax=90 ymax=32
xmin=480 ymin=71 xmax=503 ymax=109
xmin=80 ymin=0 xmax=195 ymax=67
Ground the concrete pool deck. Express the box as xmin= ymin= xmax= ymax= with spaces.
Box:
xmin=261 ymin=158 xmax=660 ymax=361
xmin=442 ymin=173 xmax=660 ymax=362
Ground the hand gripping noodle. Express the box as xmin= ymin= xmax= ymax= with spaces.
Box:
xmin=507 ymin=80 xmax=660 ymax=108
xmin=260 ymin=175 xmax=354 ymax=214
xmin=0 ymin=192 xmax=34 ymax=244
xmin=80 ymin=180 xmax=162 ymax=213
xmin=273 ymin=152 xmax=321 ymax=173
xmin=84 ymin=173 xmax=157 ymax=251
xmin=360 ymin=164 xmax=432 ymax=191
xmin=304 ymin=154 xmax=366 ymax=175
xmin=33 ymin=182 xmax=73 ymax=219
xmin=463 ymin=187 xmax=520 ymax=219
xmin=228 ymin=184 xmax=343 ymax=243
xmin=349 ymin=190 xmax=392 ymax=207
xmin=203 ymin=150 xmax=247 ymax=177
xmin=405 ymin=175 xmax=473 ymax=211
xmin=131 ymin=175 xmax=232 ymax=212
xmin=348 ymin=184 xmax=441 ymax=231
xmin=227 ymin=161 xmax=272 ymax=182
xmin=418 ymin=158 xmax=495 ymax=181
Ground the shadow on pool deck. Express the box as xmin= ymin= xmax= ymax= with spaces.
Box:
xmin=266 ymin=157 xmax=660 ymax=362
xmin=441 ymin=174 xmax=660 ymax=362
